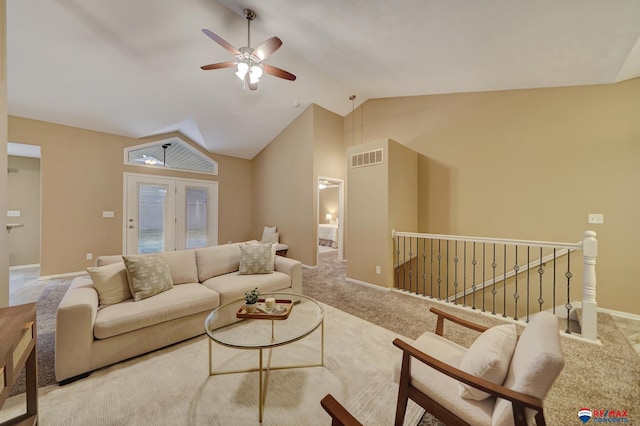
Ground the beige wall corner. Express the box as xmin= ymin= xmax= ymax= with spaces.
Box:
xmin=7 ymin=156 xmax=40 ymax=266
xmin=252 ymin=105 xmax=315 ymax=265
xmin=349 ymin=79 xmax=640 ymax=315
xmin=0 ymin=0 xmax=8 ymax=306
xmin=8 ymin=118 xmax=252 ymax=276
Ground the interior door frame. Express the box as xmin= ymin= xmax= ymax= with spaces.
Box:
xmin=123 ymin=173 xmax=218 ymax=254
xmin=317 ymin=176 xmax=344 ymax=263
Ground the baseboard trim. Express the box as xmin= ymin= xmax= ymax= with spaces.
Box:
xmin=345 ymin=277 xmax=390 ymax=291
xmin=9 ymin=263 xmax=40 ymax=270
xmin=39 ymin=271 xmax=86 ymax=281
xmin=597 ymin=307 xmax=640 ymax=321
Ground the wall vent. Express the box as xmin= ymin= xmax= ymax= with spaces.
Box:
xmin=351 ymin=149 xmax=383 ymax=168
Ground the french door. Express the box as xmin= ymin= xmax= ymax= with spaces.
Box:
xmin=124 ymin=174 xmax=218 ymax=254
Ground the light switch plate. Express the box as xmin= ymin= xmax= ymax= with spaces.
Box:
xmin=102 ymin=211 xmax=115 ymax=218
xmin=7 ymin=210 xmax=20 ymax=217
xmin=588 ymin=213 xmax=604 ymax=224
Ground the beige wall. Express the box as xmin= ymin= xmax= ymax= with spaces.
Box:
xmin=252 ymin=106 xmax=315 ymax=265
xmin=0 ymin=0 xmax=8 ymax=306
xmin=344 ymin=79 xmax=640 ymax=315
xmin=252 ymin=104 xmax=344 ymax=266
xmin=8 ymin=117 xmax=252 ymax=276
xmin=8 ymin=156 xmax=40 ymax=266
xmin=312 ymin=105 xmax=346 ymax=260
xmin=319 ymin=187 xmax=339 ymax=224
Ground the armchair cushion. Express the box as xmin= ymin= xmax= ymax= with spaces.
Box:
xmin=459 ymin=324 xmax=517 ymax=401
xmin=492 ymin=312 xmax=564 ymax=426
xmin=394 ymin=333 xmax=495 ymax=426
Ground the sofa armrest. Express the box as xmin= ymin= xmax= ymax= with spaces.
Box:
xmin=55 ymin=276 xmax=99 ymax=382
xmin=274 ymin=255 xmax=302 ymax=294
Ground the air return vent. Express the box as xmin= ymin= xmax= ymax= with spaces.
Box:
xmin=351 ymin=149 xmax=383 ymax=168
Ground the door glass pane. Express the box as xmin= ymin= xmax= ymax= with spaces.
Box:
xmin=185 ymin=187 xmax=208 ymax=249
xmin=139 ymin=184 xmax=166 ymax=253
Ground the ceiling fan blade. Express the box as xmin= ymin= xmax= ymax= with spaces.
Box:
xmin=253 ymin=37 xmax=282 ymax=61
xmin=202 ymin=29 xmax=240 ymax=56
xmin=200 ymin=61 xmax=237 ymax=71
xmin=263 ymin=64 xmax=296 ymax=81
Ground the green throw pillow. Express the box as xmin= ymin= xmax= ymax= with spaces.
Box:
xmin=239 ymin=243 xmax=275 ymax=275
xmin=122 ymin=254 xmax=174 ymax=301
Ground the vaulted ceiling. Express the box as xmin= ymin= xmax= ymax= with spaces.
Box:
xmin=7 ymin=0 xmax=640 ymax=159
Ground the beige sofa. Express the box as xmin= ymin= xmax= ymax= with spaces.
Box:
xmin=55 ymin=242 xmax=302 ymax=383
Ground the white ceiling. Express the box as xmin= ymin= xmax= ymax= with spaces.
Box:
xmin=7 ymin=0 xmax=640 ymax=159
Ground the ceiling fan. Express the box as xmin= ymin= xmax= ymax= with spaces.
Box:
xmin=200 ymin=8 xmax=296 ymax=91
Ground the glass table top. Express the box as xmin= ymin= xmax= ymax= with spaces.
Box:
xmin=204 ymin=292 xmax=324 ymax=349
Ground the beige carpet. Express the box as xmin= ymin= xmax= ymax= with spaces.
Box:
xmin=0 ymin=304 xmax=423 ymax=426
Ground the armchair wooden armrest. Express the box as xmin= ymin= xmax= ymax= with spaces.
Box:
xmin=320 ymin=394 xmax=363 ymax=426
xmin=393 ymin=338 xmax=545 ymax=426
xmin=429 ymin=307 xmax=489 ymax=336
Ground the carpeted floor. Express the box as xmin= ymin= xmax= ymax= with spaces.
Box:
xmin=305 ymin=252 xmax=640 ymax=425
xmin=8 ymin=251 xmax=639 ymax=425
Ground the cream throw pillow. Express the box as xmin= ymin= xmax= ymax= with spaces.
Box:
xmin=122 ymin=254 xmax=174 ymax=301
xmin=239 ymin=243 xmax=276 ymax=274
xmin=262 ymin=232 xmax=279 ymax=244
xmin=458 ymin=323 xmax=517 ymax=401
xmin=262 ymin=226 xmax=277 ymax=242
xmin=87 ymin=262 xmax=132 ymax=306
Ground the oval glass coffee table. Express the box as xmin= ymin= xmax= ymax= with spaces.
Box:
xmin=204 ymin=292 xmax=325 ymax=422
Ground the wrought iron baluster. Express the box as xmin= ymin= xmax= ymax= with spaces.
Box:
xmin=526 ymin=246 xmax=530 ymax=323
xmin=463 ymin=242 xmax=467 ymax=307
xmin=415 ymin=237 xmax=419 ymax=295
xmin=453 ymin=241 xmax=459 ymax=304
xmin=491 ymin=244 xmax=497 ymax=315
xmin=538 ymin=247 xmax=544 ymax=312
xmin=437 ymin=240 xmax=442 ymax=300
xmin=422 ymin=238 xmax=427 ymax=297
xmin=409 ymin=237 xmax=413 ymax=291
xmin=429 ymin=239 xmax=434 ymax=299
xmin=395 ymin=234 xmax=400 ymax=289
xmin=472 ymin=242 xmax=477 ymax=310
xmin=446 ymin=241 xmax=450 ymax=301
xmin=502 ymin=245 xmax=507 ymax=318
xmin=513 ymin=246 xmax=519 ymax=321
xmin=553 ymin=249 xmax=557 ymax=314
xmin=402 ymin=236 xmax=407 ymax=291
xmin=565 ymin=253 xmax=573 ymax=334
xmin=482 ymin=243 xmax=486 ymax=313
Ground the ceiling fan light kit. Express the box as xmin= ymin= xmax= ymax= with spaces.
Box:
xmin=201 ymin=8 xmax=296 ymax=91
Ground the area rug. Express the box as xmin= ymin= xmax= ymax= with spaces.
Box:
xmin=1 ymin=304 xmax=425 ymax=426
xmin=10 ymin=277 xmax=73 ymax=395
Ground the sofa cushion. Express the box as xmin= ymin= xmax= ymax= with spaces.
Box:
xmin=157 ymin=250 xmax=199 ymax=285
xmin=393 ymin=334 xmax=494 ymax=426
xmin=196 ymin=243 xmax=243 ymax=282
xmin=492 ymin=312 xmax=564 ymax=426
xmin=262 ymin=232 xmax=279 ymax=244
xmin=96 ymin=255 xmax=124 ymax=267
xmin=262 ymin=226 xmax=277 ymax=241
xmin=94 ymin=283 xmax=220 ymax=339
xmin=202 ymin=271 xmax=291 ymax=305
xmin=239 ymin=242 xmax=276 ymax=274
xmin=87 ymin=262 xmax=132 ymax=307
xmin=458 ymin=324 xmax=517 ymax=401
xmin=123 ymin=254 xmax=174 ymax=301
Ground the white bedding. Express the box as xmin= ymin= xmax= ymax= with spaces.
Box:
xmin=318 ymin=224 xmax=338 ymax=248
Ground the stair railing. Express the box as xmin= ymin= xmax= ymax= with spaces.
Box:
xmin=392 ymin=230 xmax=598 ymax=341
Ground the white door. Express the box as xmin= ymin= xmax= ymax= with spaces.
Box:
xmin=125 ymin=174 xmax=218 ymax=254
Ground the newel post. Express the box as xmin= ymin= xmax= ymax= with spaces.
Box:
xmin=581 ymin=230 xmax=598 ymax=341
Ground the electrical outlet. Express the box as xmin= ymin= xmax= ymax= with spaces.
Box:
xmin=86 ymin=253 xmax=93 ymax=261
xmin=375 ymin=266 xmax=381 ymax=274
xmin=588 ymin=214 xmax=604 ymax=224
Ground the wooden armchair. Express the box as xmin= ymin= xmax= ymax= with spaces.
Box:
xmin=320 ymin=394 xmax=363 ymax=426
xmin=393 ymin=308 xmax=565 ymax=426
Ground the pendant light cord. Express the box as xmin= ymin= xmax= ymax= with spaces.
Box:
xmin=349 ymin=95 xmax=356 ymax=147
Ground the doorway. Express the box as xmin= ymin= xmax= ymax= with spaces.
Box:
xmin=124 ymin=173 xmax=218 ymax=254
xmin=317 ymin=176 xmax=344 ymax=263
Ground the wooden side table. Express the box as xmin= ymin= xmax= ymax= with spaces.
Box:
xmin=0 ymin=303 xmax=38 ymax=426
